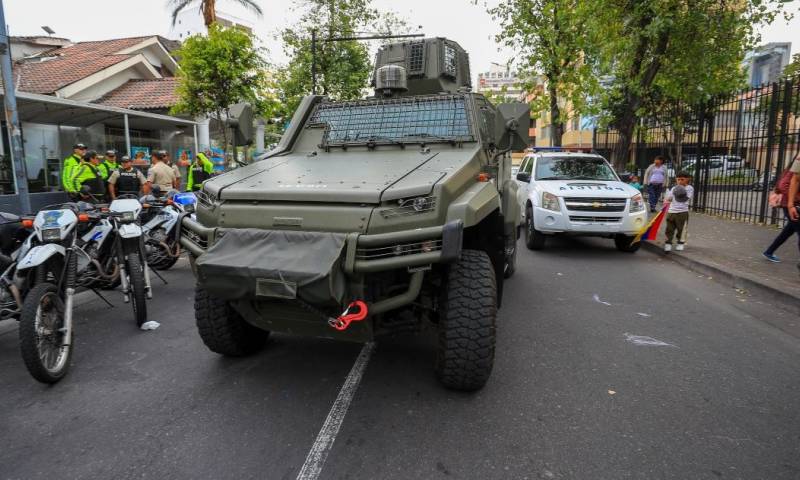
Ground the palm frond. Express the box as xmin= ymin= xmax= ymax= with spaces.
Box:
xmin=231 ymin=0 xmax=263 ymax=17
xmin=167 ymin=0 xmax=197 ymax=26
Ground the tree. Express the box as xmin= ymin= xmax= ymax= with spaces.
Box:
xmin=171 ymin=24 xmax=266 ymax=157
xmin=784 ymin=53 xmax=800 ymax=78
xmin=166 ymin=0 xmax=262 ymax=27
xmin=266 ymin=0 xmax=407 ymax=126
xmin=488 ymin=0 xmax=597 ymax=147
xmin=587 ymin=0 xmax=791 ymax=168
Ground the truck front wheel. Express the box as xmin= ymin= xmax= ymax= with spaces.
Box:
xmin=435 ymin=249 xmax=497 ymax=391
xmin=195 ymin=287 xmax=269 ymax=356
xmin=614 ymin=234 xmax=641 ymax=253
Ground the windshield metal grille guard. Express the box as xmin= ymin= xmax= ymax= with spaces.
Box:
xmin=308 ymin=94 xmax=474 ymax=147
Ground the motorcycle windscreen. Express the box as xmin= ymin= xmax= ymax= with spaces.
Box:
xmin=195 ymin=229 xmax=347 ymax=304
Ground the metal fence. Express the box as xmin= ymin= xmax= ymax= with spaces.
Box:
xmin=595 ymin=75 xmax=800 ymax=225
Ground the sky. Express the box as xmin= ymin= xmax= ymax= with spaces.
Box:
xmin=4 ymin=0 xmax=800 ymax=85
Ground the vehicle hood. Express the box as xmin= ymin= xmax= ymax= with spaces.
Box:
xmin=538 ymin=180 xmax=639 ymax=197
xmin=203 ymin=148 xmax=473 ymax=204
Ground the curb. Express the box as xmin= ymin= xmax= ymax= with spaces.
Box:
xmin=641 ymin=240 xmax=800 ymax=315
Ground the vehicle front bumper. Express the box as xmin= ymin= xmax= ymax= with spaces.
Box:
xmin=533 ymin=206 xmax=647 ymax=235
xmin=179 ymin=216 xmax=464 ymax=274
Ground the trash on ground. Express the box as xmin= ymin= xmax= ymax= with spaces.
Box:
xmin=140 ymin=321 xmax=160 ymax=331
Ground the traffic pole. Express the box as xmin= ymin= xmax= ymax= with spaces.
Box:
xmin=0 ymin=0 xmax=31 ymax=214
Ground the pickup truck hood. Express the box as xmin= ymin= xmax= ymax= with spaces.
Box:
xmin=539 ymin=180 xmax=639 ymax=197
xmin=205 ymin=147 xmax=475 ymax=204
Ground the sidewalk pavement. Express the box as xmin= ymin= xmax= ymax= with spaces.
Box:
xmin=642 ymin=210 xmax=800 ymax=313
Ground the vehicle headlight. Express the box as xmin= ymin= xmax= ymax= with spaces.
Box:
xmin=120 ymin=211 xmax=136 ymax=223
xmin=630 ymin=194 xmax=645 ymax=213
xmin=42 ymin=227 xmax=62 ymax=242
xmin=541 ymin=192 xmax=560 ymax=211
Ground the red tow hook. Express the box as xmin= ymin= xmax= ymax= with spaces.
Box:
xmin=329 ymin=300 xmax=368 ymax=331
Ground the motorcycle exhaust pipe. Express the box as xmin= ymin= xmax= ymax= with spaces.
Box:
xmin=119 ymin=263 xmax=130 ymax=303
xmin=158 ymin=240 xmax=181 ymax=259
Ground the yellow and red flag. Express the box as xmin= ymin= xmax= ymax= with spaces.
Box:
xmin=632 ymin=203 xmax=670 ymax=244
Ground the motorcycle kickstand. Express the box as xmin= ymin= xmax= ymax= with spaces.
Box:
xmin=91 ymin=288 xmax=115 ymax=309
xmin=149 ymin=267 xmax=168 ymax=286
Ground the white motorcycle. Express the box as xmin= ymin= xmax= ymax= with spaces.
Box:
xmin=142 ymin=190 xmax=196 ymax=270
xmin=16 ymin=204 xmax=85 ymax=383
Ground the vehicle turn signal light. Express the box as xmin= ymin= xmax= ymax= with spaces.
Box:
xmin=78 ymin=213 xmax=90 ymax=222
xmin=477 ymin=173 xmax=491 ymax=182
xmin=21 ymin=219 xmax=34 ymax=228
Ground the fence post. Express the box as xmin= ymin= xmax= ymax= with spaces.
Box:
xmin=701 ymin=101 xmax=715 ymax=213
xmin=759 ymin=83 xmax=781 ymax=223
xmin=693 ymin=103 xmax=705 ymax=213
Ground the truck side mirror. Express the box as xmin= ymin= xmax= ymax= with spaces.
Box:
xmin=516 ymin=172 xmax=531 ymax=183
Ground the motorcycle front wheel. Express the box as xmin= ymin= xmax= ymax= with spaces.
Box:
xmin=19 ymin=282 xmax=72 ymax=383
xmin=127 ymin=254 xmax=148 ymax=327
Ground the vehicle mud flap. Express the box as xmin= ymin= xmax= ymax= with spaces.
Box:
xmin=195 ymin=229 xmax=347 ymax=306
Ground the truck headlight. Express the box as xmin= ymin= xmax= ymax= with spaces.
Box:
xmin=541 ymin=192 xmax=560 ymax=211
xmin=630 ymin=194 xmax=645 ymax=213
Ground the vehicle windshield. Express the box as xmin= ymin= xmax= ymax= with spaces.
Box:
xmin=309 ymin=95 xmax=474 ymax=146
xmin=535 ymin=156 xmax=618 ymax=181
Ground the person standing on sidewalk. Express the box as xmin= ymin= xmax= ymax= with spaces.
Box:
xmin=663 ymin=172 xmax=693 ymax=252
xmin=644 ymin=156 xmax=668 ymax=212
xmin=767 ymin=157 xmax=800 ymax=263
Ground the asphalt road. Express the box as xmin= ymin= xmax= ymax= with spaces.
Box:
xmin=1 ymin=240 xmax=799 ymax=480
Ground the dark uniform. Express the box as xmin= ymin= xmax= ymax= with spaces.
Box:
xmin=114 ymin=169 xmax=144 ymax=196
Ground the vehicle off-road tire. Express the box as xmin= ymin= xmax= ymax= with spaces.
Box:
xmin=614 ymin=234 xmax=641 ymax=253
xmin=126 ymin=254 xmax=148 ymax=327
xmin=195 ymin=286 xmax=269 ymax=356
xmin=19 ymin=282 xmax=72 ymax=383
xmin=435 ymin=249 xmax=497 ymax=391
xmin=524 ymin=206 xmax=546 ymax=250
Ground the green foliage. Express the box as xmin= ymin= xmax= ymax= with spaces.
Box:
xmin=171 ymin=24 xmax=267 ymax=149
xmin=488 ymin=0 xmax=599 ymax=142
xmin=263 ymin=0 xmax=408 ymax=129
xmin=784 ymin=53 xmax=800 ymax=78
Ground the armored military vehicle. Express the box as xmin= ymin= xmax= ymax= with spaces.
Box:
xmin=180 ymin=37 xmax=530 ymax=391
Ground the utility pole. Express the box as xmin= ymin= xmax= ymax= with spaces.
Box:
xmin=0 ymin=0 xmax=30 ymax=214
xmin=310 ymin=32 xmax=424 ymax=95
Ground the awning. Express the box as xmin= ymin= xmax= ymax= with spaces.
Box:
xmin=3 ymin=91 xmax=196 ymax=129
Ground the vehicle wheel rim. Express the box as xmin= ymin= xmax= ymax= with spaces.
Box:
xmin=34 ymin=292 xmax=69 ymax=374
xmin=526 ymin=212 xmax=533 ymax=239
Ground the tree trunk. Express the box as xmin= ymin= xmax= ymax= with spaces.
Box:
xmin=549 ymin=83 xmax=563 ymax=147
xmin=217 ymin=109 xmax=229 ymax=167
xmin=203 ymin=0 xmax=217 ymax=27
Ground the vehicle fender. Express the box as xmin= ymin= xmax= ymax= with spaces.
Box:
xmin=502 ymin=179 xmax=521 ymax=231
xmin=445 ymin=182 xmax=502 ymax=228
xmin=17 ymin=244 xmax=66 ymax=270
xmin=118 ymin=223 xmax=142 ymax=239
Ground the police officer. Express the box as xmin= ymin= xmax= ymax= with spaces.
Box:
xmin=62 ymin=143 xmax=87 ymax=195
xmin=186 ymin=151 xmax=214 ymax=191
xmin=70 ymin=150 xmax=106 ymax=201
xmin=108 ymin=155 xmax=147 ymax=199
xmin=98 ymin=150 xmax=119 ymax=180
xmin=146 ymin=150 xmax=177 ymax=193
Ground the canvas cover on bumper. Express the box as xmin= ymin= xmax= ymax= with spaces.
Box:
xmin=195 ymin=229 xmax=347 ymax=304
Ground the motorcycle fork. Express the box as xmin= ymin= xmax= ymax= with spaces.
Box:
xmin=114 ymin=230 xmax=131 ymax=303
xmin=139 ymin=237 xmax=153 ymax=299
xmin=61 ymin=248 xmax=77 ymax=347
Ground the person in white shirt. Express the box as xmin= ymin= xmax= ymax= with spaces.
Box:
xmin=644 ymin=155 xmax=669 ymax=213
xmin=663 ymin=172 xmax=694 ymax=252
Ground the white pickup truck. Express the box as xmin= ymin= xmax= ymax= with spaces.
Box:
xmin=515 ymin=150 xmax=648 ymax=252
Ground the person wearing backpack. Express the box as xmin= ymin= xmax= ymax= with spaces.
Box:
xmin=763 ymin=160 xmax=800 ymax=262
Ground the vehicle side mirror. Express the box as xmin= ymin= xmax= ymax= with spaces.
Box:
xmin=516 ymin=172 xmax=531 ymax=183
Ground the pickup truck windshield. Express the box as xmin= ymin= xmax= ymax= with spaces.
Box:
xmin=536 ymin=156 xmax=618 ymax=181
xmin=309 ymin=95 xmax=474 ymax=146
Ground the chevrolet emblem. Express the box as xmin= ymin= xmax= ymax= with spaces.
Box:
xmin=592 ymin=202 xmax=601 ymax=208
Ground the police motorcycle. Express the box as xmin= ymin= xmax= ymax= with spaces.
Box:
xmin=0 ymin=213 xmax=33 ymax=322
xmin=141 ymin=186 xmax=196 ymax=271
xmin=14 ymin=203 xmax=88 ymax=383
xmin=77 ymin=190 xmax=153 ymax=327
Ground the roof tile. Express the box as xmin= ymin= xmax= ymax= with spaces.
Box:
xmin=95 ymin=77 xmax=180 ymax=110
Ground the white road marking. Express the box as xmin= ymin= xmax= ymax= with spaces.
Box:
xmin=296 ymin=342 xmax=375 ymax=480
xmin=636 ymin=312 xmax=652 ymax=317
xmin=592 ymin=294 xmax=612 ymax=306
xmin=624 ymin=333 xmax=677 ymax=347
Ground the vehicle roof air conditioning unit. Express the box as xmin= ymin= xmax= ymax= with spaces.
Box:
xmin=375 ymin=64 xmax=408 ymax=97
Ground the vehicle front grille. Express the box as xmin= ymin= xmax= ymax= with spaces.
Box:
xmin=569 ymin=216 xmax=622 ymax=223
xmin=356 ymin=239 xmax=442 ymax=260
xmin=563 ymin=197 xmax=627 ymax=212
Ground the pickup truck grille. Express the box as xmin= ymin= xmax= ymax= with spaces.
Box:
xmin=563 ymin=197 xmax=627 ymax=212
xmin=569 ymin=216 xmax=622 ymax=223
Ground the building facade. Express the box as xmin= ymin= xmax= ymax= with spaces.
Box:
xmin=744 ymin=43 xmax=792 ymax=87
xmin=477 ymin=63 xmax=523 ymax=101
